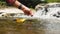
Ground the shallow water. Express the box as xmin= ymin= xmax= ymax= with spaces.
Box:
xmin=0 ymin=18 xmax=60 ymax=34
xmin=0 ymin=7 xmax=60 ymax=34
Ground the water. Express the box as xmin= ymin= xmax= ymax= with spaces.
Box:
xmin=0 ymin=7 xmax=60 ymax=34
xmin=31 ymin=7 xmax=60 ymax=34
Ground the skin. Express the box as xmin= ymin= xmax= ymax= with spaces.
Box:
xmin=13 ymin=0 xmax=33 ymax=16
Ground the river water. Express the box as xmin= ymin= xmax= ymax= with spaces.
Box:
xmin=0 ymin=7 xmax=60 ymax=34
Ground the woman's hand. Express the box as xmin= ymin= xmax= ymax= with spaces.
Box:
xmin=23 ymin=9 xmax=33 ymax=16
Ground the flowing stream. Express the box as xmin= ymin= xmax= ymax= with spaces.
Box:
xmin=0 ymin=7 xmax=60 ymax=34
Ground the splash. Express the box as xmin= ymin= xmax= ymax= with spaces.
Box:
xmin=0 ymin=7 xmax=60 ymax=34
xmin=33 ymin=7 xmax=60 ymax=19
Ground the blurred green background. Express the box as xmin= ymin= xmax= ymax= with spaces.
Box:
xmin=0 ymin=0 xmax=60 ymax=8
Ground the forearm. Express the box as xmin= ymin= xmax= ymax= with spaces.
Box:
xmin=14 ymin=2 xmax=33 ymax=16
xmin=13 ymin=0 xmax=30 ymax=12
xmin=6 ymin=0 xmax=33 ymax=16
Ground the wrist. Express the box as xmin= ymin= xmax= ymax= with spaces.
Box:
xmin=18 ymin=4 xmax=22 ymax=9
xmin=18 ymin=4 xmax=30 ymax=11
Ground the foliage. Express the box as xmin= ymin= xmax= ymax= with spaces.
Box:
xmin=0 ymin=0 xmax=47 ymax=8
xmin=0 ymin=0 xmax=5 ymax=2
xmin=47 ymin=0 xmax=60 ymax=3
xmin=1 ymin=0 xmax=60 ymax=8
xmin=18 ymin=0 xmax=47 ymax=8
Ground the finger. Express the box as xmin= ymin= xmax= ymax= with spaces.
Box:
xmin=24 ymin=13 xmax=29 ymax=16
xmin=29 ymin=11 xmax=33 ymax=16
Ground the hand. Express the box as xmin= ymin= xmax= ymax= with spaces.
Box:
xmin=23 ymin=9 xmax=33 ymax=16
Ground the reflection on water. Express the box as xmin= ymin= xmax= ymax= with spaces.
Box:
xmin=0 ymin=7 xmax=60 ymax=34
xmin=0 ymin=18 xmax=60 ymax=34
